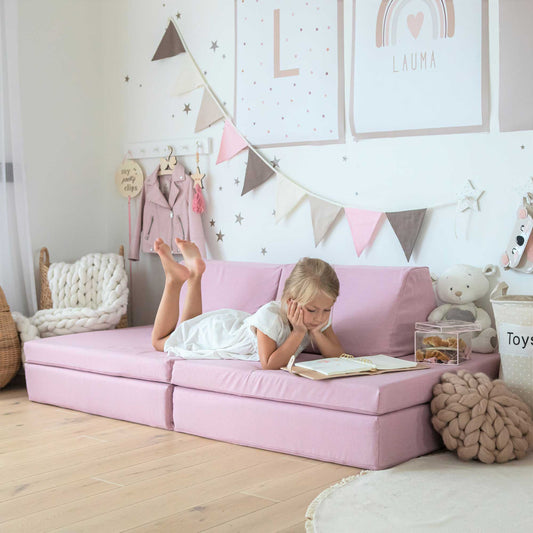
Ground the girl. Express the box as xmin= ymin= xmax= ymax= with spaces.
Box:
xmin=152 ymin=237 xmax=344 ymax=370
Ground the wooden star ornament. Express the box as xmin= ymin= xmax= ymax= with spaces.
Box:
xmin=191 ymin=167 xmax=205 ymax=189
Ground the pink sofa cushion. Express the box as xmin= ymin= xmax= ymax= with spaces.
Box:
xmin=171 ymin=352 xmax=500 ymax=416
xmin=180 ymin=260 xmax=282 ymax=314
xmin=24 ymin=326 xmax=172 ymax=382
xmin=277 ymin=264 xmax=436 ymax=357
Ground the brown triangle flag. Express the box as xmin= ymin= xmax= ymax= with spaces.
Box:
xmin=386 ymin=209 xmax=427 ymax=261
xmin=152 ymin=22 xmax=185 ymax=61
xmin=242 ymin=150 xmax=275 ymax=196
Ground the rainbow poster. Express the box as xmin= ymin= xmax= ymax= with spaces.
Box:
xmin=350 ymin=0 xmax=489 ymax=138
xmin=234 ymin=0 xmax=345 ymax=148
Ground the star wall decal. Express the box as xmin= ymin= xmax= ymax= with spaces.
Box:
xmin=261 ymin=248 xmax=267 ymax=255
xmin=176 ymin=12 xmax=181 ymax=19
xmin=272 ymin=209 xmax=276 ymax=216
xmin=183 ymin=103 xmax=191 ymax=114
xmin=270 ymin=157 xmax=280 ymax=168
xmin=209 ymin=219 xmax=215 ymax=227
xmin=457 ymin=179 xmax=484 ymax=212
xmin=219 ymin=186 xmax=223 ymax=191
xmin=234 ymin=177 xmax=240 ymax=186
xmin=216 ymin=230 xmax=224 ymax=242
xmin=124 ymin=75 xmax=130 ymax=82
xmin=235 ymin=213 xmax=244 ymax=224
xmin=210 ymin=41 xmax=219 ymax=52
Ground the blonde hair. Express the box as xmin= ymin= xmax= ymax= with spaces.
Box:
xmin=281 ymin=258 xmax=339 ymax=307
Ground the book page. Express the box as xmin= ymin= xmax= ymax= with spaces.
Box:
xmin=294 ymin=358 xmax=374 ymax=376
xmin=356 ymin=355 xmax=417 ymax=370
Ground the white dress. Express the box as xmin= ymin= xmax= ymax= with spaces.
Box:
xmin=164 ymin=300 xmax=312 ymax=361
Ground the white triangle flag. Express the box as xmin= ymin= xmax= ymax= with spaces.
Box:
xmin=275 ymin=176 xmax=307 ymax=223
xmin=170 ymin=53 xmax=204 ymax=96
xmin=309 ymin=197 xmax=343 ymax=247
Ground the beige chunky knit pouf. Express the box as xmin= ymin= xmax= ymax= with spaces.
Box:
xmin=431 ymin=370 xmax=533 ymax=464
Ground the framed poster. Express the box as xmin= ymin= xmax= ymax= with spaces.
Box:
xmin=350 ymin=0 xmax=489 ymax=139
xmin=235 ymin=0 xmax=345 ymax=147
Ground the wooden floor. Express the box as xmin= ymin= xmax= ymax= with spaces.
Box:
xmin=0 ymin=380 xmax=360 ymax=532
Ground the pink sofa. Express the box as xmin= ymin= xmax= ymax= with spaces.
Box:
xmin=24 ymin=261 xmax=500 ymax=470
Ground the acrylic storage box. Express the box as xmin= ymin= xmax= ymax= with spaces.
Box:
xmin=415 ymin=320 xmax=482 ymax=365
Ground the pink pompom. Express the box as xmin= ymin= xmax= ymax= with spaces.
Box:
xmin=193 ymin=183 xmax=206 ymax=214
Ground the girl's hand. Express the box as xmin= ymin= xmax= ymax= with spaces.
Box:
xmin=286 ymin=299 xmax=307 ymax=334
xmin=309 ymin=320 xmax=329 ymax=337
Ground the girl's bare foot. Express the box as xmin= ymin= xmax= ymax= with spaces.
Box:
xmin=175 ymin=238 xmax=206 ymax=278
xmin=154 ymin=238 xmax=190 ymax=283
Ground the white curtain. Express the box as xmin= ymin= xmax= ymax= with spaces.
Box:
xmin=0 ymin=0 xmax=37 ymax=315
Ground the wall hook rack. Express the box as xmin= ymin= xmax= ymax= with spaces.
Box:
xmin=125 ymin=137 xmax=211 ymax=159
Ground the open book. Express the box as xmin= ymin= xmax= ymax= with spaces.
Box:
xmin=284 ymin=354 xmax=427 ymax=380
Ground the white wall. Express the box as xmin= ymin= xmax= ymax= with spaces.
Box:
xmin=18 ymin=0 xmax=110 ymax=263
xmin=18 ymin=0 xmax=533 ymax=326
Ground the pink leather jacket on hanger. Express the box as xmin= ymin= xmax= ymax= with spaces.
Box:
xmin=129 ymin=163 xmax=207 ymax=261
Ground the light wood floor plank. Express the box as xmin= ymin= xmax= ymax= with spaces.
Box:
xmin=2 ymin=451 xmax=302 ymax=531
xmin=0 ymin=439 xmax=219 ymax=503
xmin=242 ymin=462 xmax=359 ymax=501
xmin=202 ymin=483 xmax=334 ymax=533
xmin=0 ymin=423 xmax=197 ymax=483
xmin=127 ymin=492 xmax=276 ymax=533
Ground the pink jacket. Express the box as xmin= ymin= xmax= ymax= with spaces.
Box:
xmin=129 ymin=163 xmax=207 ymax=261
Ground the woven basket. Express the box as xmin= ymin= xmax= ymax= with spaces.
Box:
xmin=0 ymin=285 xmax=22 ymax=388
xmin=39 ymin=245 xmax=128 ymax=328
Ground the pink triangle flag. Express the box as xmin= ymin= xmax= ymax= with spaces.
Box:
xmin=216 ymin=120 xmax=248 ymax=164
xmin=344 ymin=208 xmax=384 ymax=257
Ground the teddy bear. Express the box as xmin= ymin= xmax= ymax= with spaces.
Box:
xmin=428 ymin=264 xmax=498 ymax=353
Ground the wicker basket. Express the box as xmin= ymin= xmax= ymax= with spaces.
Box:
xmin=0 ymin=285 xmax=22 ymax=388
xmin=39 ymin=245 xmax=128 ymax=328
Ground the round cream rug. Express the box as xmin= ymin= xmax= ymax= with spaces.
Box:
xmin=306 ymin=452 xmax=533 ymax=532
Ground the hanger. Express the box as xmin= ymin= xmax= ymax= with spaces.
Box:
xmin=158 ymin=145 xmax=177 ymax=176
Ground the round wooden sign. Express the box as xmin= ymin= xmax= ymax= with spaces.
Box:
xmin=115 ymin=159 xmax=144 ymax=198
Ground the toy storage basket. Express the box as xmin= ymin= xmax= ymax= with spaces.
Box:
xmin=0 ymin=284 xmax=21 ymax=388
xmin=490 ymin=282 xmax=533 ymax=411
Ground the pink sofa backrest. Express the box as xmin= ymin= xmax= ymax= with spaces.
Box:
xmin=276 ymin=264 xmax=436 ymax=357
xmin=180 ymin=260 xmax=282 ymax=314
xmin=181 ymin=260 xmax=435 ymax=357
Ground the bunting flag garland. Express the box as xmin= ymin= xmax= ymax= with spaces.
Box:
xmin=195 ymin=89 xmax=225 ymax=132
xmin=242 ymin=150 xmax=276 ymax=196
xmin=170 ymin=54 xmax=204 ymax=96
xmin=309 ymin=197 xmax=343 ymax=247
xmin=152 ymin=22 xmax=185 ymax=61
xmin=386 ymin=209 xmax=427 ymax=261
xmin=275 ymin=176 xmax=307 ymax=223
xmin=216 ymin=119 xmax=248 ymax=164
xmin=149 ymin=17 xmax=469 ymax=259
xmin=344 ymin=209 xmax=384 ymax=257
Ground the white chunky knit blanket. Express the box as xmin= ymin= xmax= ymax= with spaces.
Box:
xmin=13 ymin=252 xmax=128 ymax=343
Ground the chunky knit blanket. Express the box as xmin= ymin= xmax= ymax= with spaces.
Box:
xmin=13 ymin=253 xmax=128 ymax=343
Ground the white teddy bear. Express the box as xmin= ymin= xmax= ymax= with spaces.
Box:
xmin=428 ymin=264 xmax=497 ymax=353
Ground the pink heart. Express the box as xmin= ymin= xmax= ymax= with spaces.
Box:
xmin=407 ymin=12 xmax=424 ymax=39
